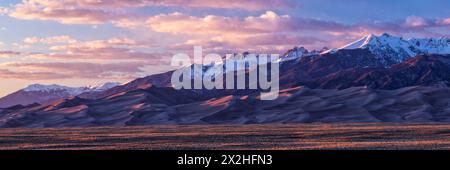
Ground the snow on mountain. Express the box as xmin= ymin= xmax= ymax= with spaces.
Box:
xmin=324 ymin=33 xmax=450 ymax=66
xmin=191 ymin=52 xmax=285 ymax=78
xmin=410 ymin=37 xmax=450 ymax=54
xmin=23 ymin=84 xmax=90 ymax=96
xmin=280 ymin=47 xmax=316 ymax=61
xmin=196 ymin=48 xmax=322 ymax=77
xmin=88 ymin=82 xmax=122 ymax=92
xmin=0 ymin=82 xmax=121 ymax=108
xmin=23 ymin=82 xmax=121 ymax=95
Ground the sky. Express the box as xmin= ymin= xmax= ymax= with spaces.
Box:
xmin=0 ymin=0 xmax=449 ymax=97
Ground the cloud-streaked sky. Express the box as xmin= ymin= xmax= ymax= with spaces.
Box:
xmin=0 ymin=0 xmax=449 ymax=97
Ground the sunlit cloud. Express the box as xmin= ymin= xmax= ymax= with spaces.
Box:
xmin=19 ymin=36 xmax=163 ymax=61
xmin=9 ymin=0 xmax=138 ymax=25
xmin=147 ymin=11 xmax=352 ymax=35
xmin=7 ymin=0 xmax=297 ymax=28
xmin=0 ymin=61 xmax=150 ymax=80
xmin=2 ymin=35 xmax=167 ymax=82
xmin=171 ymin=33 xmax=324 ymax=53
xmin=28 ymin=49 xmax=164 ymax=62
xmin=0 ymin=7 xmax=8 ymax=15
xmin=0 ymin=51 xmax=21 ymax=58
xmin=0 ymin=68 xmax=67 ymax=80
xmin=441 ymin=18 xmax=450 ymax=25
xmin=24 ymin=35 xmax=78 ymax=44
xmin=10 ymin=0 xmax=297 ymax=11
xmin=147 ymin=11 xmax=351 ymax=51
xmin=405 ymin=16 xmax=430 ymax=27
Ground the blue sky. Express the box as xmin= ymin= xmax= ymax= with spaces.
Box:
xmin=295 ymin=0 xmax=450 ymax=22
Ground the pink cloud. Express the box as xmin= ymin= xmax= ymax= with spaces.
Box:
xmin=0 ymin=62 xmax=150 ymax=80
xmin=441 ymin=18 xmax=450 ymax=25
xmin=0 ymin=7 xmax=8 ymax=15
xmin=0 ymin=51 xmax=21 ymax=58
xmin=146 ymin=0 xmax=297 ymax=11
xmin=29 ymin=49 xmax=165 ymax=62
xmin=24 ymin=35 xmax=78 ymax=44
xmin=8 ymin=0 xmax=297 ymax=27
xmin=21 ymin=37 xmax=163 ymax=61
xmin=9 ymin=0 xmax=137 ymax=25
xmin=3 ymin=36 xmax=167 ymax=81
xmin=405 ymin=16 xmax=430 ymax=27
xmin=49 ymin=37 xmax=150 ymax=50
xmin=354 ymin=17 xmax=450 ymax=38
xmin=0 ymin=68 xmax=67 ymax=80
xmin=171 ymin=33 xmax=324 ymax=53
xmin=19 ymin=0 xmax=297 ymax=10
xmin=1 ymin=36 xmax=170 ymax=80
xmin=147 ymin=11 xmax=351 ymax=51
xmin=148 ymin=11 xmax=353 ymax=35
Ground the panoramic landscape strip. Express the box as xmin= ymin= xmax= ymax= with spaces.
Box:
xmin=0 ymin=0 xmax=449 ymax=155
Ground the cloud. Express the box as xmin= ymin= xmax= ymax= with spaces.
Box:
xmin=21 ymin=37 xmax=163 ymax=61
xmin=147 ymin=11 xmax=351 ymax=51
xmin=1 ymin=35 xmax=168 ymax=81
xmin=0 ymin=61 xmax=150 ymax=80
xmin=7 ymin=0 xmax=297 ymax=28
xmin=354 ymin=16 xmax=450 ymax=38
xmin=148 ymin=11 xmax=450 ymax=37
xmin=143 ymin=0 xmax=298 ymax=11
xmin=29 ymin=49 xmax=164 ymax=62
xmin=12 ymin=0 xmax=297 ymax=10
xmin=0 ymin=51 xmax=21 ymax=58
xmin=0 ymin=7 xmax=8 ymax=15
xmin=153 ymin=12 xmax=450 ymax=52
xmin=48 ymin=37 xmax=149 ymax=50
xmin=0 ymin=68 xmax=67 ymax=80
xmin=147 ymin=11 xmax=351 ymax=35
xmin=441 ymin=18 xmax=450 ymax=25
xmin=171 ymin=33 xmax=324 ymax=53
xmin=24 ymin=35 xmax=78 ymax=44
xmin=405 ymin=16 xmax=430 ymax=27
xmin=9 ymin=0 xmax=138 ymax=25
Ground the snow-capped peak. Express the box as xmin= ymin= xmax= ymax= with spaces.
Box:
xmin=339 ymin=34 xmax=376 ymax=50
xmin=409 ymin=37 xmax=450 ymax=54
xmin=88 ymin=82 xmax=121 ymax=92
xmin=335 ymin=33 xmax=449 ymax=55
xmin=23 ymin=84 xmax=84 ymax=92
xmin=23 ymin=82 xmax=120 ymax=95
xmin=280 ymin=46 xmax=318 ymax=62
xmin=23 ymin=84 xmax=89 ymax=97
xmin=323 ymin=33 xmax=450 ymax=66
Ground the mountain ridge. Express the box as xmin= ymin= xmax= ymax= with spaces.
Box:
xmin=0 ymin=82 xmax=120 ymax=108
xmin=323 ymin=33 xmax=450 ymax=67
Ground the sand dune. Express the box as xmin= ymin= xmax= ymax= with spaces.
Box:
xmin=2 ymin=85 xmax=450 ymax=127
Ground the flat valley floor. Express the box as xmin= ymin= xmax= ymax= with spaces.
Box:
xmin=1 ymin=123 xmax=450 ymax=150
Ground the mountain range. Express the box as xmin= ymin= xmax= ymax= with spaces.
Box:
xmin=0 ymin=82 xmax=120 ymax=108
xmin=1 ymin=33 xmax=450 ymax=127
